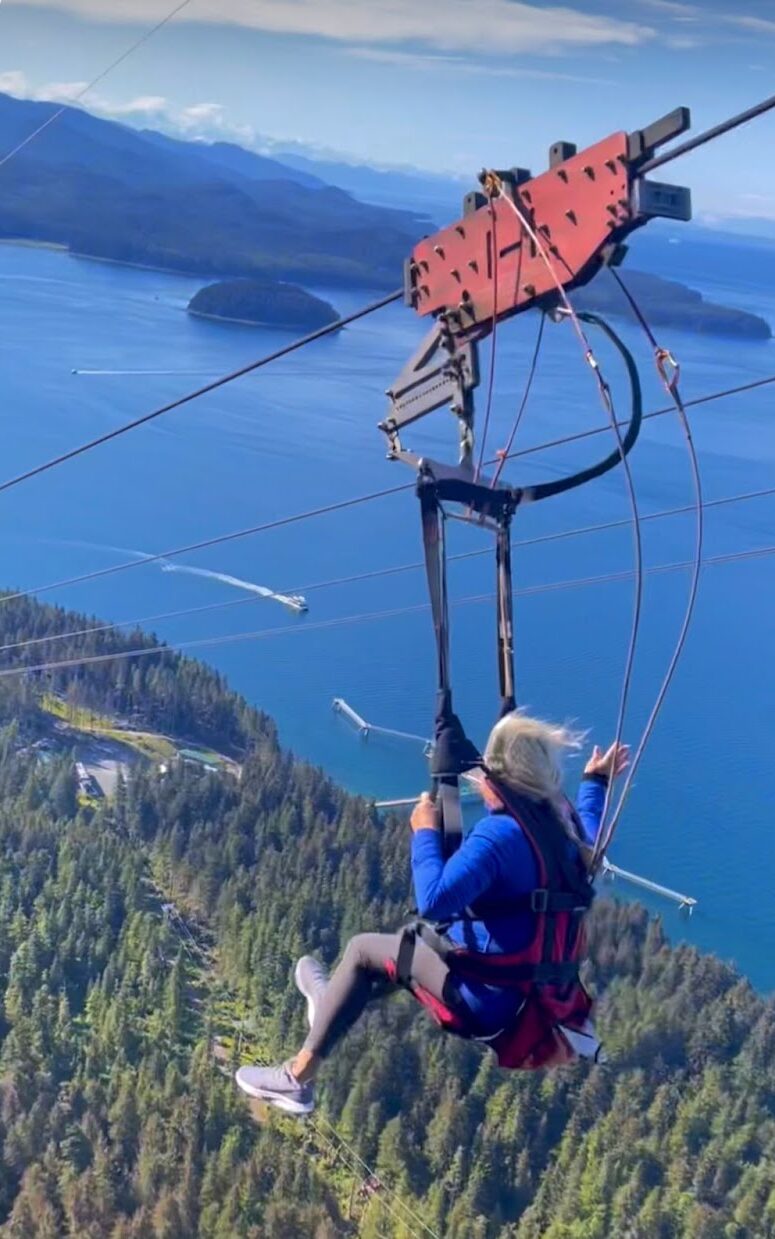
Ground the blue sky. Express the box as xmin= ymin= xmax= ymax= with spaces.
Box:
xmin=1 ymin=0 xmax=774 ymax=219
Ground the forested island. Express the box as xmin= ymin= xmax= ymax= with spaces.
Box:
xmin=188 ymin=279 xmax=339 ymax=331
xmin=576 ymin=267 xmax=771 ymax=340
xmin=0 ymin=591 xmax=772 ymax=1236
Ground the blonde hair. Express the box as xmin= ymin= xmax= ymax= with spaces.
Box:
xmin=483 ymin=710 xmax=585 ymax=809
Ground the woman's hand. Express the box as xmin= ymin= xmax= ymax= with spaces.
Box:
xmin=410 ymin=791 xmax=439 ymax=833
xmin=584 ymin=741 xmax=630 ymax=780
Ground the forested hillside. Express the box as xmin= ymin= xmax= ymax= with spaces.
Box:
xmin=0 ymin=595 xmax=772 ymax=1237
xmin=0 ymin=93 xmax=423 ymax=288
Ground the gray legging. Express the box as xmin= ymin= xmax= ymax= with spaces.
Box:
xmin=303 ymin=931 xmax=458 ymax=1058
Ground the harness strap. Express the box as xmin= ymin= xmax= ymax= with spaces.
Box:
xmin=446 ymin=889 xmax=593 ymax=917
xmin=495 ymin=516 xmax=516 ymax=717
xmin=395 ymin=921 xmax=581 ymax=991
xmin=418 ymin=468 xmax=481 ymax=858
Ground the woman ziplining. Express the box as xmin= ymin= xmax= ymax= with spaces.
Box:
xmin=236 ymin=712 xmax=629 ymax=1115
xmin=231 ymin=116 xmax=729 ymax=1112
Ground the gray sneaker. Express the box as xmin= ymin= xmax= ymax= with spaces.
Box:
xmin=294 ymin=955 xmax=329 ymax=1029
xmin=235 ymin=1062 xmax=314 ymax=1115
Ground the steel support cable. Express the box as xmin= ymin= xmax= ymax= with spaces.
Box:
xmin=502 ymin=371 xmax=775 ymax=469
xmin=2 ymin=90 xmax=773 ymax=494
xmin=474 ymin=190 xmax=502 ymax=482
xmin=0 ymin=386 xmax=770 ymax=621
xmin=0 ymin=290 xmax=402 ymax=497
xmin=639 ymin=92 xmax=775 ymax=175
xmin=161 ymin=905 xmax=430 ymax=1239
xmin=491 ymin=310 xmax=546 ymax=489
xmin=4 ymin=539 xmax=771 ymax=681
xmin=495 ymin=183 xmax=646 ymax=842
xmin=495 ymin=182 xmax=617 ymax=423
xmin=0 ymin=0 xmax=196 ymax=172
xmin=314 ymin=1114 xmax=440 ymax=1239
xmin=0 ymin=325 xmax=647 ymax=610
xmin=0 ymin=481 xmax=410 ymax=607
xmin=593 ymin=270 xmax=705 ymax=863
xmin=0 ymin=480 xmax=770 ymax=660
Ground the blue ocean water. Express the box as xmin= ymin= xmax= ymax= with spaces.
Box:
xmin=0 ymin=230 xmax=773 ymax=989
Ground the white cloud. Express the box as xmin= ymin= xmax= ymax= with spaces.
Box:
xmin=0 ymin=68 xmax=169 ymax=116
xmin=636 ymin=0 xmax=699 ymax=17
xmin=344 ymin=47 xmax=617 ymax=84
xmin=95 ymin=94 xmax=169 ymax=117
xmin=724 ymin=14 xmax=775 ymax=36
xmin=9 ymin=0 xmax=654 ymax=54
xmin=0 ymin=71 xmax=30 ymax=95
xmin=0 ymin=68 xmax=257 ymax=141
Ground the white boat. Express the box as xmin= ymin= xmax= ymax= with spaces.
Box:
xmin=278 ymin=593 xmax=308 ymax=613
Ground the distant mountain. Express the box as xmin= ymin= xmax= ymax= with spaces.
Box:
xmin=274 ymin=149 xmax=466 ymax=221
xmin=0 ymin=94 xmax=426 ymax=288
xmin=139 ymin=128 xmax=327 ymax=191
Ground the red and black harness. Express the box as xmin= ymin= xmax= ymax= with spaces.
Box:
xmin=392 ymin=784 xmax=597 ymax=1070
xmin=390 ymin=455 xmax=625 ymax=1068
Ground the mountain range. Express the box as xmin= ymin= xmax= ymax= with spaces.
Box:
xmin=0 ymin=93 xmax=429 ymax=288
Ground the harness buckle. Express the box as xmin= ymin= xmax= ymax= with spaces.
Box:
xmin=530 ymin=888 xmax=550 ymax=913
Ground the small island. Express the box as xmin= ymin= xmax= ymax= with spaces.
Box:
xmin=575 ymin=269 xmax=771 ymax=341
xmin=188 ymin=278 xmax=340 ymax=331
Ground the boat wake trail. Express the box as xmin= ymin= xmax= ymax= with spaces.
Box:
xmin=161 ymin=563 xmax=308 ymax=613
xmin=161 ymin=563 xmax=275 ymax=599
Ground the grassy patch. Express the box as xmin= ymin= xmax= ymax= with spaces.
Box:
xmin=42 ymin=694 xmax=176 ymax=763
xmin=103 ymin=729 xmax=176 ymax=763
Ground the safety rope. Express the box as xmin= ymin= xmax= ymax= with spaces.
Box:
xmin=593 ymin=269 xmax=705 ymax=863
xmin=491 ymin=310 xmax=546 ymax=489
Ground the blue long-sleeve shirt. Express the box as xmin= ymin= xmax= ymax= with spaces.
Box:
xmin=410 ymin=777 xmax=605 ymax=1031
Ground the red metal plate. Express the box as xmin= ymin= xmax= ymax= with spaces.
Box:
xmin=409 ymin=132 xmax=630 ymax=328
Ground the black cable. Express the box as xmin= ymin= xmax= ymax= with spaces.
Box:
xmin=0 ymin=290 xmax=402 ymax=496
xmin=505 ymin=371 xmax=775 ymax=470
xmin=524 ymin=311 xmax=643 ymax=503
xmin=3 ymin=539 xmax=772 ymax=681
xmin=0 ymin=481 xmax=408 ymax=606
xmin=0 ymin=0 xmax=195 ymax=171
xmin=640 ymin=93 xmax=775 ymax=174
xmin=491 ymin=311 xmax=545 ymax=489
xmin=0 ymin=479 xmax=770 ymax=659
xmin=0 ymin=369 xmax=769 ymax=616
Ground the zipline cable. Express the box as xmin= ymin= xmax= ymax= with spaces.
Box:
xmin=491 ymin=310 xmax=545 ymax=489
xmin=0 ymin=480 xmax=770 ymax=660
xmin=0 ymin=289 xmax=402 ymax=497
xmin=0 ymin=0 xmax=196 ymax=171
xmin=4 ymin=538 xmax=772 ymax=681
xmin=639 ymin=93 xmax=775 ymax=174
xmin=159 ymin=886 xmax=434 ymax=1239
xmin=2 ymin=90 xmax=774 ymax=496
xmin=0 ymin=365 xmax=771 ymax=617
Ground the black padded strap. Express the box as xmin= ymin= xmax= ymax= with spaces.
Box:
xmin=418 ymin=469 xmax=481 ymax=858
xmin=495 ymin=516 xmax=516 ymax=716
xmin=449 ymin=956 xmax=580 ymax=986
xmin=396 ymin=925 xmax=419 ymax=987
